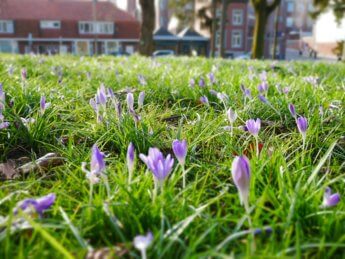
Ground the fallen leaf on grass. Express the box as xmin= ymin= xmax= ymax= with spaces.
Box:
xmin=86 ymin=245 xmax=128 ymax=259
xmin=0 ymin=153 xmax=65 ymax=180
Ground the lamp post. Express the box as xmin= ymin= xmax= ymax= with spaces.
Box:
xmin=93 ymin=0 xmax=98 ymax=55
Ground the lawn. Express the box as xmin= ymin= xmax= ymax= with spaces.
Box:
xmin=0 ymin=54 xmax=344 ymax=258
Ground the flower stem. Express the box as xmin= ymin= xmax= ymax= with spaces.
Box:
xmin=182 ymin=164 xmax=186 ymax=189
xmin=255 ymin=136 xmax=259 ymax=157
xmin=244 ymin=200 xmax=256 ymax=254
xmin=89 ymin=183 xmax=93 ymax=205
xmin=140 ymin=249 xmax=147 ymax=259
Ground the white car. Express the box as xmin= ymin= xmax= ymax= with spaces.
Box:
xmin=153 ymin=50 xmax=175 ymax=57
xmin=235 ymin=52 xmax=251 ymax=60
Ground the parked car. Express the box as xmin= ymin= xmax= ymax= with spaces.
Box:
xmin=235 ymin=52 xmax=252 ymax=60
xmin=153 ymin=50 xmax=175 ymax=57
xmin=110 ymin=51 xmax=130 ymax=57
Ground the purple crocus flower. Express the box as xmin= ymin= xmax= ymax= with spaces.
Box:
xmin=107 ymin=88 xmax=115 ymax=99
xmin=0 ymin=121 xmax=10 ymax=129
xmin=14 ymin=193 xmax=56 ymax=217
xmin=296 ymin=116 xmax=308 ymax=139
xmin=133 ymin=232 xmax=153 ymax=259
xmin=82 ymin=144 xmax=105 ymax=184
xmin=288 ymin=104 xmax=296 ymax=118
xmin=40 ymin=96 xmax=50 ymax=115
xmin=138 ymin=91 xmax=145 ymax=110
xmin=96 ymin=84 xmax=107 ymax=106
xmin=258 ymin=95 xmax=268 ymax=104
xmin=21 ymin=68 xmax=27 ymax=80
xmin=189 ymin=78 xmax=195 ymax=87
xmin=245 ymin=119 xmax=261 ymax=137
xmin=139 ymin=148 xmax=174 ymax=183
xmin=91 ymin=144 xmax=105 ymax=175
xmin=209 ymin=89 xmax=218 ymax=96
xmin=217 ymin=92 xmax=229 ymax=102
xmin=116 ymin=102 xmax=122 ymax=120
xmin=258 ymin=82 xmax=268 ymax=92
xmin=240 ymin=85 xmax=252 ymax=99
xmin=127 ymin=142 xmax=135 ymax=180
xmin=232 ymin=156 xmax=251 ymax=207
xmin=127 ymin=92 xmax=134 ymax=112
xmin=0 ymin=83 xmax=5 ymax=110
xmin=172 ymin=139 xmax=187 ymax=166
xmin=282 ymin=87 xmax=290 ymax=94
xmin=198 ymin=78 xmax=205 ymax=87
xmin=208 ymin=72 xmax=215 ymax=84
xmin=199 ymin=96 xmax=209 ymax=105
xmin=138 ymin=74 xmax=147 ymax=86
xmin=259 ymin=71 xmax=267 ymax=81
xmin=321 ymin=187 xmax=340 ymax=208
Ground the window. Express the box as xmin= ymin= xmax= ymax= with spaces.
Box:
xmin=0 ymin=20 xmax=14 ymax=33
xmin=232 ymin=9 xmax=243 ymax=25
xmin=0 ymin=40 xmax=17 ymax=53
xmin=40 ymin=21 xmax=61 ymax=29
xmin=287 ymin=2 xmax=294 ymax=13
xmin=286 ymin=17 xmax=294 ymax=27
xmin=79 ymin=21 xmax=114 ymax=35
xmin=231 ymin=30 xmax=242 ymax=48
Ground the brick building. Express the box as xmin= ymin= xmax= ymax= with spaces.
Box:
xmin=0 ymin=0 xmax=140 ymax=55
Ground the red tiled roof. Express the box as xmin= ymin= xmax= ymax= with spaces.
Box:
xmin=0 ymin=0 xmax=137 ymax=22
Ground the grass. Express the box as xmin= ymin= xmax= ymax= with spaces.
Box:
xmin=0 ymin=54 xmax=344 ymax=258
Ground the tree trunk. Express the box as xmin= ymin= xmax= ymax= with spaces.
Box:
xmin=219 ymin=0 xmax=228 ymax=58
xmin=251 ymin=9 xmax=267 ymax=59
xmin=139 ymin=0 xmax=155 ymax=56
xmin=251 ymin=0 xmax=281 ymax=59
xmin=210 ymin=0 xmax=217 ymax=57
xmin=272 ymin=3 xmax=280 ymax=59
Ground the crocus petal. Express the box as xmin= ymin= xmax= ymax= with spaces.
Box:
xmin=133 ymin=232 xmax=153 ymax=251
xmin=232 ymin=156 xmax=251 ymax=206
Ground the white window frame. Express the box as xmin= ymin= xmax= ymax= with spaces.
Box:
xmin=232 ymin=9 xmax=243 ymax=25
xmin=287 ymin=2 xmax=294 ymax=13
xmin=286 ymin=17 xmax=294 ymax=27
xmin=0 ymin=20 xmax=14 ymax=33
xmin=40 ymin=20 xmax=61 ymax=29
xmin=231 ymin=30 xmax=242 ymax=48
xmin=79 ymin=21 xmax=114 ymax=35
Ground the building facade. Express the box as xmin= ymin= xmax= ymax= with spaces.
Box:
xmin=0 ymin=0 xmax=140 ymax=55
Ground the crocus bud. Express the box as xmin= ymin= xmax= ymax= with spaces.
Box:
xmin=199 ymin=78 xmax=205 ymax=87
xmin=232 ymin=156 xmax=251 ymax=207
xmin=226 ymin=108 xmax=237 ymax=124
xmin=258 ymin=82 xmax=268 ymax=92
xmin=321 ymin=187 xmax=340 ymax=208
xmin=258 ymin=95 xmax=268 ymax=104
xmin=245 ymin=119 xmax=261 ymax=137
xmin=21 ymin=68 xmax=27 ymax=80
xmin=126 ymin=92 xmax=134 ymax=112
xmin=189 ymin=78 xmax=195 ymax=87
xmin=288 ymin=103 xmax=296 ymax=118
xmin=208 ymin=72 xmax=215 ymax=84
xmin=127 ymin=142 xmax=135 ymax=176
xmin=0 ymin=84 xmax=5 ymax=110
xmin=138 ymin=91 xmax=145 ymax=110
xmin=199 ymin=96 xmax=209 ymax=105
xmin=296 ymin=116 xmax=308 ymax=139
xmin=91 ymin=144 xmax=105 ymax=175
xmin=40 ymin=96 xmax=50 ymax=115
xmin=172 ymin=139 xmax=187 ymax=166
